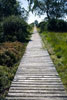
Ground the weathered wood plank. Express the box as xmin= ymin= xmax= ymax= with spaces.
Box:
xmin=6 ymin=27 xmax=67 ymax=100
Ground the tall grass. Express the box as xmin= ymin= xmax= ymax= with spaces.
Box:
xmin=41 ymin=31 xmax=67 ymax=91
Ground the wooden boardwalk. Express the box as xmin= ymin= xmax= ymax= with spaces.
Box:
xmin=6 ymin=27 xmax=67 ymax=100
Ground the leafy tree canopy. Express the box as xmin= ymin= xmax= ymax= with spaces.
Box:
xmin=0 ymin=0 xmax=29 ymax=20
xmin=27 ymin=0 xmax=67 ymax=20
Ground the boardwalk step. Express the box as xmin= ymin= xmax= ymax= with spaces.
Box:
xmin=6 ymin=97 xmax=67 ymax=100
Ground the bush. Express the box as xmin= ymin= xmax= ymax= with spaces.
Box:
xmin=57 ymin=20 xmax=67 ymax=32
xmin=0 ymin=42 xmax=25 ymax=67
xmin=0 ymin=41 xmax=26 ymax=98
xmin=30 ymin=23 xmax=34 ymax=28
xmin=0 ymin=68 xmax=9 ymax=93
xmin=47 ymin=19 xmax=67 ymax=32
xmin=47 ymin=19 xmax=57 ymax=31
xmin=38 ymin=21 xmax=47 ymax=32
xmin=0 ymin=51 xmax=17 ymax=67
xmin=3 ymin=15 xmax=30 ymax=42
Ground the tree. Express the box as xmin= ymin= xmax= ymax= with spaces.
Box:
xmin=21 ymin=8 xmax=29 ymax=21
xmin=63 ymin=0 xmax=67 ymax=15
xmin=49 ymin=0 xmax=65 ymax=19
xmin=34 ymin=20 xmax=38 ymax=26
xmin=0 ymin=0 xmax=21 ymax=20
xmin=27 ymin=0 xmax=66 ymax=20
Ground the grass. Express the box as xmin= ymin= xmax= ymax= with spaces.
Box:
xmin=41 ymin=31 xmax=67 ymax=91
xmin=0 ymin=41 xmax=27 ymax=99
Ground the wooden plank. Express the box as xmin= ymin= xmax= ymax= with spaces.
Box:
xmin=6 ymin=27 xmax=67 ymax=100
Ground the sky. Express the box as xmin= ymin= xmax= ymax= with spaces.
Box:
xmin=18 ymin=0 xmax=46 ymax=24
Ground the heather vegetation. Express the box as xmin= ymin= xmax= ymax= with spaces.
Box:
xmin=0 ymin=42 xmax=26 ymax=67
xmin=0 ymin=42 xmax=26 ymax=99
xmin=0 ymin=0 xmax=31 ymax=99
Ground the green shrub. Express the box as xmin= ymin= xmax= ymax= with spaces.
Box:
xmin=39 ymin=19 xmax=67 ymax=32
xmin=38 ymin=21 xmax=47 ymax=32
xmin=30 ymin=23 xmax=34 ymax=28
xmin=47 ymin=19 xmax=67 ymax=32
xmin=0 ymin=69 xmax=8 ymax=93
xmin=47 ymin=19 xmax=57 ymax=31
xmin=0 ymin=42 xmax=25 ymax=67
xmin=0 ymin=41 xmax=26 ymax=98
xmin=0 ymin=51 xmax=17 ymax=67
xmin=56 ymin=20 xmax=67 ymax=32
xmin=3 ymin=15 xmax=30 ymax=42
xmin=0 ymin=49 xmax=18 ymax=67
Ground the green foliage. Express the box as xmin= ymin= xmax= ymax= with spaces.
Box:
xmin=3 ymin=16 xmax=30 ymax=42
xmin=41 ymin=31 xmax=67 ymax=90
xmin=0 ymin=65 xmax=17 ymax=99
xmin=0 ymin=1 xmax=30 ymax=99
xmin=0 ymin=67 xmax=9 ymax=92
xmin=34 ymin=20 xmax=38 ymax=26
xmin=28 ymin=0 xmax=66 ymax=20
xmin=0 ymin=51 xmax=16 ymax=67
xmin=0 ymin=41 xmax=26 ymax=99
xmin=47 ymin=19 xmax=67 ymax=32
xmin=38 ymin=21 xmax=47 ymax=32
xmin=0 ymin=0 xmax=29 ymax=21
xmin=30 ymin=23 xmax=34 ymax=29
xmin=0 ymin=0 xmax=21 ymax=20
xmin=38 ymin=19 xmax=67 ymax=32
xmin=0 ymin=42 xmax=26 ymax=67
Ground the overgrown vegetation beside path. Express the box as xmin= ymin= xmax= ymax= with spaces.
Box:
xmin=0 ymin=0 xmax=32 ymax=99
xmin=41 ymin=31 xmax=67 ymax=91
xmin=0 ymin=42 xmax=27 ymax=99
